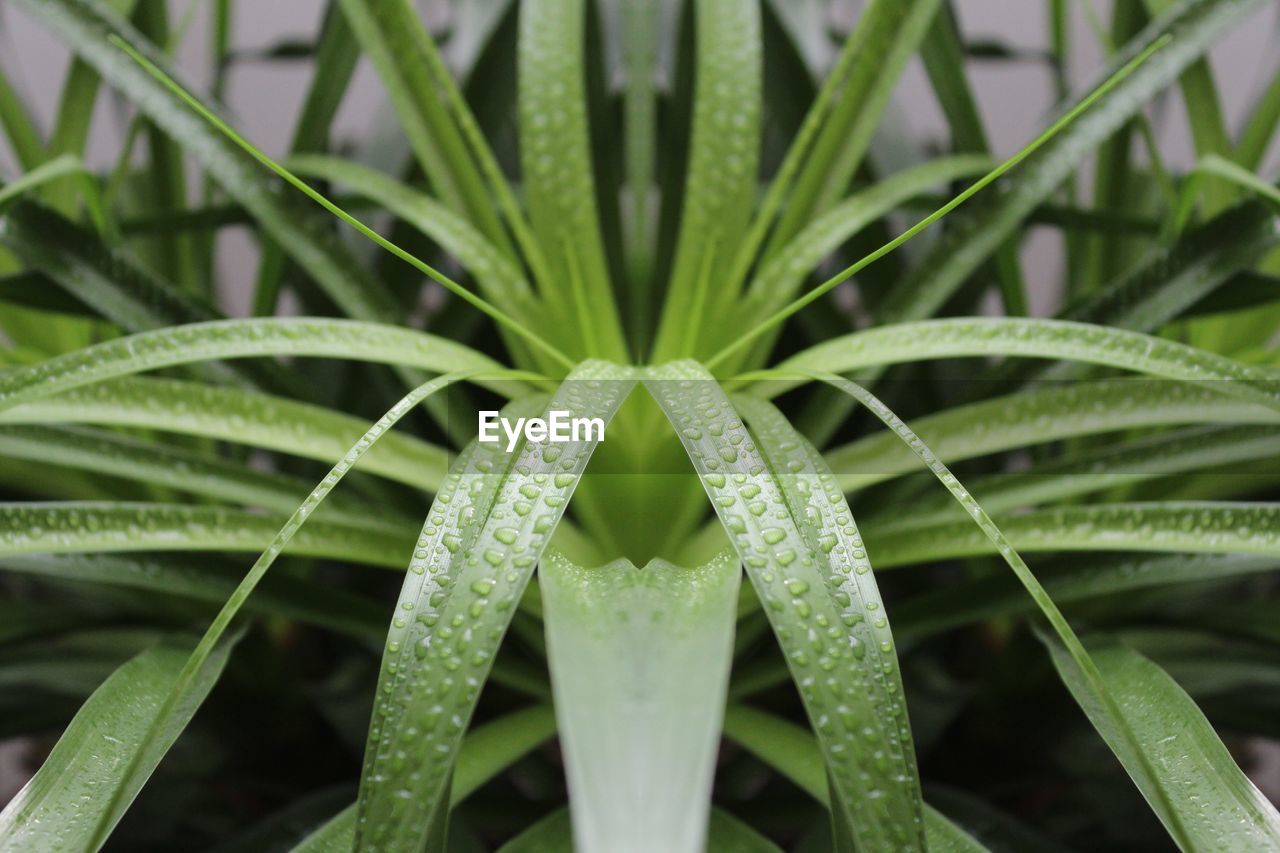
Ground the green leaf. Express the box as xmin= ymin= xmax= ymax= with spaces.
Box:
xmin=1237 ymin=59 xmax=1280 ymax=170
xmin=864 ymin=502 xmax=1280 ymax=568
xmin=894 ymin=552 xmax=1279 ymax=643
xmin=0 ymin=552 xmax=389 ymax=640
xmin=0 ymin=64 xmax=45 ymax=171
xmin=518 ymin=0 xmax=628 ymax=362
xmin=646 ymin=362 xmax=925 ymax=851
xmin=0 ymin=317 xmax=517 ymax=416
xmin=356 ymin=362 xmax=635 ymax=851
xmin=877 ymin=0 xmax=1270 ymax=323
xmin=768 ymin=318 xmax=1280 ymax=411
xmin=335 ymin=0 xmax=507 ymax=247
xmin=286 ymin=154 xmax=535 ymax=310
xmin=874 ymin=425 xmax=1280 ymax=527
xmin=825 ymin=379 xmax=1280 ymax=493
xmin=0 ymin=423 xmax=417 ymax=527
xmin=0 ymin=502 xmax=411 ymax=568
xmin=1059 ymin=200 xmax=1280 ymax=336
xmin=0 ymin=202 xmax=223 ymax=332
xmin=82 ymin=371 xmax=489 ymax=848
xmin=769 ymin=0 xmax=944 ymax=248
xmin=799 ymin=372 xmax=1208 ymax=852
xmin=451 ymin=704 xmax=558 ymax=803
xmin=617 ymin=0 xmax=661 ymax=350
xmin=0 ymin=634 xmax=240 ymax=851
xmin=14 ymin=0 xmax=403 ymax=322
xmin=288 ymin=704 xmax=557 ymax=853
xmin=0 ymin=377 xmax=451 ymax=492
xmin=720 ymin=706 xmax=988 ymax=852
xmin=1042 ymin=634 xmax=1280 ymax=849
xmin=540 ymin=550 xmax=740 ymax=851
xmin=0 ymin=156 xmax=110 ymax=236
xmin=746 ymin=155 xmax=994 ymax=313
xmin=732 ymin=393 xmax=925 ymax=840
xmin=252 ymin=2 xmax=362 ymax=316
xmin=651 ymin=0 xmax=761 ymax=362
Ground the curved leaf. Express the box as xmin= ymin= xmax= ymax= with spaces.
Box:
xmin=0 ymin=634 xmax=240 ymax=851
xmin=1043 ymin=634 xmax=1280 ymax=849
xmin=768 ymin=318 xmax=1280 ymax=411
xmin=334 ymin=0 xmax=506 ymax=246
xmin=646 ymin=363 xmax=926 ymax=851
xmin=872 ymin=425 xmax=1280 ymax=526
xmin=769 ymin=0 xmax=944 ymax=247
xmin=0 ymin=317 xmax=517 ymax=415
xmin=864 ymin=502 xmax=1280 ymax=568
xmin=802 ymin=372 xmax=1200 ymax=849
xmin=824 ymin=379 xmax=1280 ymax=492
xmin=894 ymin=552 xmax=1279 ymax=642
xmin=82 ymin=371 xmax=491 ymax=849
xmin=0 ymin=376 xmax=451 ymax=492
xmin=356 ymin=362 xmax=635 ymax=851
xmin=733 ymin=393 xmax=924 ymax=844
xmin=0 ymin=424 xmax=414 ymax=527
xmin=747 ymin=155 xmax=993 ymax=311
xmin=286 ymin=154 xmax=534 ymax=310
xmin=0 ymin=502 xmax=410 ymax=568
xmin=288 ymin=705 xmax=558 ymax=853
xmin=0 ymin=552 xmax=388 ymax=640
xmin=719 ymin=706 xmax=988 ymax=852
xmin=14 ymin=0 xmax=403 ymax=322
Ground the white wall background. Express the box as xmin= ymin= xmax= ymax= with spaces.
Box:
xmin=0 ymin=0 xmax=1278 ymax=318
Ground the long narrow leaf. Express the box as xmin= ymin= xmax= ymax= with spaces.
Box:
xmin=356 ymin=362 xmax=635 ymax=851
xmin=0 ymin=634 xmax=240 ymax=850
xmin=0 ymin=423 xmax=415 ymax=527
xmin=518 ymin=0 xmax=627 ymax=361
xmin=0 ymin=317 xmax=517 ymax=415
xmin=768 ymin=318 xmax=1280 ymax=411
xmin=864 ymin=502 xmax=1280 ymax=568
xmin=0 ymin=377 xmax=451 ymax=492
xmin=647 ymin=362 xmax=925 ymax=850
xmin=651 ymin=0 xmax=761 ymax=361
xmin=825 ymin=379 xmax=1279 ymax=492
xmin=0 ymin=502 xmax=411 ymax=568
xmin=878 ymin=0 xmax=1269 ymax=323
xmin=1043 ymin=634 xmax=1280 ymax=848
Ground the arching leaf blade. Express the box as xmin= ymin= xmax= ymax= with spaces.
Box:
xmin=0 ymin=317 xmax=519 ymax=416
xmin=0 ymin=634 xmax=240 ymax=851
xmin=646 ymin=362 xmax=925 ymax=851
xmin=0 ymin=502 xmax=411 ymax=568
xmin=0 ymin=377 xmax=451 ymax=493
xmin=356 ymin=362 xmax=635 ymax=852
xmin=0 ymin=423 xmax=416 ymax=528
xmin=863 ymin=502 xmax=1280 ymax=568
xmin=1042 ymin=634 xmax=1280 ymax=849
xmin=824 ymin=379 xmax=1280 ymax=493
